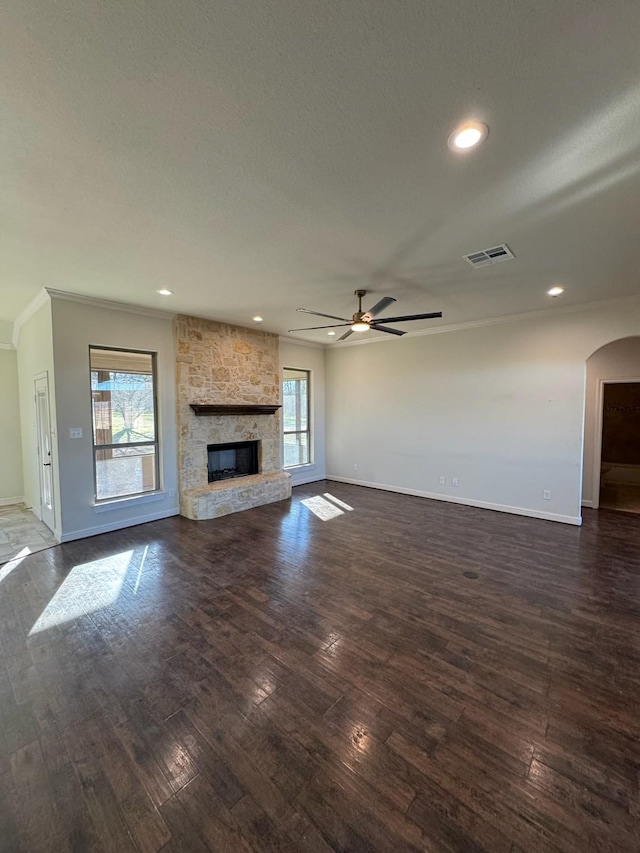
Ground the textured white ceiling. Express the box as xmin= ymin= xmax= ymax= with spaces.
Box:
xmin=2 ymin=0 xmax=640 ymax=343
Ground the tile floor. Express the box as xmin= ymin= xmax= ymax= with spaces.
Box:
xmin=599 ymin=483 xmax=640 ymax=514
xmin=0 ymin=503 xmax=58 ymax=565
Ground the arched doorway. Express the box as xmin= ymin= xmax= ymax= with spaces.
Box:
xmin=583 ymin=337 xmax=640 ymax=512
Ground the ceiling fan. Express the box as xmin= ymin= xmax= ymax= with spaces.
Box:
xmin=288 ymin=289 xmax=442 ymax=341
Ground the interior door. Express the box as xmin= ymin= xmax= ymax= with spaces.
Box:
xmin=598 ymin=380 xmax=640 ymax=513
xmin=34 ymin=375 xmax=55 ymax=532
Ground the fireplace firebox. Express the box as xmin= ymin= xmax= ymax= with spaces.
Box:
xmin=207 ymin=440 xmax=259 ymax=482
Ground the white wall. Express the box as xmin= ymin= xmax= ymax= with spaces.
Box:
xmin=50 ymin=297 xmax=179 ymax=541
xmin=15 ymin=296 xmax=61 ymax=533
xmin=326 ymin=298 xmax=640 ymax=525
xmin=280 ymin=340 xmax=326 ymax=485
xmin=582 ymin=336 xmax=640 ymax=507
xmin=0 ymin=348 xmax=25 ymax=503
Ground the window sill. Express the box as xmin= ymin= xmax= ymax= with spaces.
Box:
xmin=284 ymin=463 xmax=316 ymax=472
xmin=93 ymin=490 xmax=170 ymax=513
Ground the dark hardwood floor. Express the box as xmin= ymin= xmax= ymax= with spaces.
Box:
xmin=1 ymin=481 xmax=639 ymax=852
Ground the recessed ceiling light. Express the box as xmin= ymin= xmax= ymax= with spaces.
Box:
xmin=252 ymin=315 xmax=263 ymax=322
xmin=448 ymin=121 xmax=489 ymax=151
xmin=547 ymin=286 xmax=565 ymax=297
xmin=156 ymin=288 xmax=173 ymax=296
xmin=327 ymin=331 xmax=336 ymax=336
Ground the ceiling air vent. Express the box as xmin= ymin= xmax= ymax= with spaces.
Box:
xmin=464 ymin=244 xmax=515 ymax=268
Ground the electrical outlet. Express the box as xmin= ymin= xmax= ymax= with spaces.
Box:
xmin=439 ymin=476 xmax=446 ymax=485
xmin=452 ymin=477 xmax=459 ymax=487
xmin=353 ymin=463 xmax=358 ymax=471
xmin=543 ymin=489 xmax=551 ymax=500
xmin=69 ymin=427 xmax=83 ymax=439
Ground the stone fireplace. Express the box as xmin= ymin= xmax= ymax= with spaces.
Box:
xmin=175 ymin=315 xmax=291 ymax=520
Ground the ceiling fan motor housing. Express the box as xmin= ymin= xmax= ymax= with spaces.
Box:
xmin=353 ymin=289 xmax=367 ymax=324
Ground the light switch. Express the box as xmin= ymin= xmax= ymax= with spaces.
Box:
xmin=69 ymin=427 xmax=83 ymax=439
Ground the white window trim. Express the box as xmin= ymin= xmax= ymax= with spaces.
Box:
xmin=93 ymin=490 xmax=168 ymax=513
xmin=282 ymin=367 xmax=312 ymax=469
xmin=90 ymin=345 xmax=160 ymax=502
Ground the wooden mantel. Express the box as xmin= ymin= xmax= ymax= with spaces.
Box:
xmin=189 ymin=404 xmax=282 ymax=416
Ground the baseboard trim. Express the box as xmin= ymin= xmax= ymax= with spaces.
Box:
xmin=327 ymin=476 xmax=582 ymax=526
xmin=60 ymin=507 xmax=180 ymax=543
xmin=0 ymin=496 xmax=25 ymax=507
xmin=289 ymin=474 xmax=327 ymax=487
xmin=581 ymin=499 xmax=594 ymax=508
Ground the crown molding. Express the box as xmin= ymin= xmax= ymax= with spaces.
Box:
xmin=45 ymin=288 xmax=176 ymax=320
xmin=11 ymin=287 xmax=640 ymax=352
xmin=333 ymin=292 xmax=640 ymax=347
xmin=12 ymin=288 xmax=50 ymax=348
xmin=278 ymin=334 xmax=325 ymax=350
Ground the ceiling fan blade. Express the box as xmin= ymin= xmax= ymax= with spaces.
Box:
xmin=372 ymin=325 xmax=406 ymax=336
xmin=296 ymin=308 xmax=350 ymax=322
xmin=371 ymin=311 xmax=442 ymax=324
xmin=361 ymin=296 xmax=396 ymax=322
xmin=338 ymin=329 xmax=354 ymax=341
xmin=288 ymin=323 xmax=351 ymax=332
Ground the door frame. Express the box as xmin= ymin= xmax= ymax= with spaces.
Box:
xmin=34 ymin=371 xmax=56 ymax=532
xmin=591 ymin=376 xmax=640 ymax=509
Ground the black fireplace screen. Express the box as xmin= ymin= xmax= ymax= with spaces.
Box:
xmin=207 ymin=440 xmax=259 ymax=482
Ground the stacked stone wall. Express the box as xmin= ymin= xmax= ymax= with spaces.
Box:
xmin=175 ymin=315 xmax=290 ymax=518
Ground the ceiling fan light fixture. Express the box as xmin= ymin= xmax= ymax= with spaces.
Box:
xmin=448 ymin=121 xmax=489 ymax=151
xmin=351 ymin=321 xmax=370 ymax=332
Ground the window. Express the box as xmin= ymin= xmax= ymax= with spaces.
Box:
xmin=90 ymin=347 xmax=159 ymax=501
xmin=283 ymin=368 xmax=310 ymax=467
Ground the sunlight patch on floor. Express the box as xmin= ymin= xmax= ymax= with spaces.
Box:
xmin=301 ymin=495 xmax=344 ymax=521
xmin=29 ymin=549 xmax=134 ymax=635
xmin=132 ymin=544 xmax=149 ymax=594
xmin=0 ymin=547 xmax=31 ymax=583
xmin=323 ymin=493 xmax=354 ymax=511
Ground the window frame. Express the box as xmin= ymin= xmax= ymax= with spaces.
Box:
xmin=282 ymin=367 xmax=312 ymax=469
xmin=89 ymin=345 xmax=161 ymax=502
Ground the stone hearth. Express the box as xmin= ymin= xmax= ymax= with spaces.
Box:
xmin=175 ymin=315 xmax=291 ymax=520
xmin=181 ymin=472 xmax=290 ymax=520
